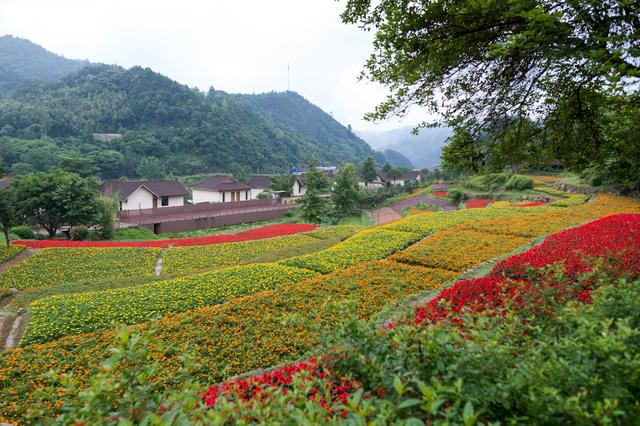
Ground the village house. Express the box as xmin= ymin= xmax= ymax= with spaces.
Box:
xmin=192 ymin=175 xmax=253 ymax=203
xmin=383 ymin=170 xmax=423 ymax=186
xmin=292 ymin=176 xmax=306 ymax=197
xmin=358 ymin=173 xmax=386 ymax=189
xmin=100 ymin=180 xmax=189 ymax=211
xmin=247 ymin=175 xmax=272 ymax=199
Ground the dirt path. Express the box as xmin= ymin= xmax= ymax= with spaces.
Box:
xmin=0 ymin=248 xmax=36 ymax=273
xmin=371 ymin=207 xmax=402 ymax=225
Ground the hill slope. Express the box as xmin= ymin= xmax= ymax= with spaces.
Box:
xmin=0 ymin=64 xmax=380 ymax=178
xmin=0 ymin=35 xmax=89 ymax=93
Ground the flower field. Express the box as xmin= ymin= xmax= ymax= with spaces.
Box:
xmin=10 ymin=223 xmax=319 ymax=248
xmin=493 ymin=214 xmax=640 ymax=281
xmin=0 ymin=195 xmax=638 ymax=422
xmin=280 ymin=228 xmax=421 ymax=273
xmin=162 ymin=226 xmax=358 ymax=274
xmin=0 ymin=248 xmax=161 ymax=289
xmin=21 ymin=263 xmax=318 ymax=344
xmin=198 ymin=213 xmax=640 ymax=422
xmin=390 ymin=228 xmax=527 ymax=272
xmin=432 ymin=191 xmax=448 ymax=197
xmin=0 ymin=244 xmax=24 ymax=264
xmin=0 ymin=261 xmax=455 ymax=420
xmin=465 ymin=199 xmax=495 ymax=208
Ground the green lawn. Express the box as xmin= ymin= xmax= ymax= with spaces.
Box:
xmin=338 ymin=211 xmax=373 ymax=227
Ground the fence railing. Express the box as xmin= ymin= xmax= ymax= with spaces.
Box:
xmin=117 ymin=199 xmax=281 ymax=221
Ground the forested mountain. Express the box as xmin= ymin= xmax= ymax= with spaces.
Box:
xmin=357 ymin=126 xmax=452 ymax=169
xmin=383 ymin=149 xmax=413 ymax=168
xmin=0 ymin=35 xmax=89 ymax=93
xmin=0 ymin=57 xmax=390 ymax=178
xmin=240 ymin=91 xmax=372 ymax=162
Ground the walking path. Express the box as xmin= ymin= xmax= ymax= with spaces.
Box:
xmin=371 ymin=207 xmax=402 ymax=225
xmin=0 ymin=248 xmax=35 ymax=273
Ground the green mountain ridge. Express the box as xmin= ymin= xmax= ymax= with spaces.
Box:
xmin=0 ymin=35 xmax=89 ymax=93
xmin=0 ymin=37 xmax=411 ymax=178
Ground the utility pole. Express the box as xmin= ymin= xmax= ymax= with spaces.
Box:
xmin=287 ymin=62 xmax=290 ymax=92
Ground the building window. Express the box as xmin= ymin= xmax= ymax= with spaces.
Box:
xmin=161 ymin=196 xmax=169 ymax=206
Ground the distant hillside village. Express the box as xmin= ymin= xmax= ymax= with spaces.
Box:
xmin=99 ymin=168 xmax=423 ymax=212
xmin=0 ymin=164 xmax=426 ymax=237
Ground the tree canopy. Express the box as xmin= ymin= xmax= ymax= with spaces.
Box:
xmin=341 ymin=0 xmax=640 ymax=190
xmin=14 ymin=170 xmax=101 ymax=237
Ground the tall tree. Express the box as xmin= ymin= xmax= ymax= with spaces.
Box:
xmin=361 ymin=156 xmax=378 ymax=183
xmin=0 ymin=187 xmax=18 ymax=246
xmin=269 ymin=175 xmax=294 ymax=196
xmin=341 ymin=0 xmax=640 ymax=183
xmin=299 ymin=157 xmax=328 ymax=223
xmin=331 ymin=163 xmax=359 ymax=216
xmin=14 ymin=171 xmax=101 ymax=237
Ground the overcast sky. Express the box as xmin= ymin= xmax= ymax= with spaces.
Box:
xmin=0 ymin=0 xmax=428 ymax=131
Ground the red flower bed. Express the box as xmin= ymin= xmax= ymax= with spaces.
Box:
xmin=492 ymin=214 xmax=640 ymax=280
xmin=11 ymin=223 xmax=319 ymax=248
xmin=201 ymin=357 xmax=356 ymax=412
xmin=465 ymin=199 xmax=494 ymax=209
xmin=512 ymin=202 xmax=549 ymax=207
xmin=432 ymin=191 xmax=449 ymax=197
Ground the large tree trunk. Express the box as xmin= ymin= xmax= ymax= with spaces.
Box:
xmin=3 ymin=225 xmax=9 ymax=247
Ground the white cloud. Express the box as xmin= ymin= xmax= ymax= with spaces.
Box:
xmin=0 ymin=0 xmax=429 ymax=130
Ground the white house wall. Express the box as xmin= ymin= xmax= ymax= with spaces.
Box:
xmin=122 ymin=187 xmax=155 ymax=210
xmin=167 ymin=195 xmax=185 ymax=207
xmin=250 ymin=188 xmax=265 ymax=199
xmin=193 ymin=189 xmax=223 ymax=204
xmin=193 ymin=189 xmax=252 ymax=203
xmin=292 ymin=180 xmax=306 ymax=196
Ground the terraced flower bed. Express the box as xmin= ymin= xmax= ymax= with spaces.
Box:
xmin=11 ymin=223 xmax=319 ymax=248
xmin=0 ymin=248 xmax=161 ymax=289
xmin=162 ymin=228 xmax=355 ymax=275
xmin=280 ymin=229 xmax=421 ymax=273
xmin=390 ymin=228 xmax=527 ymax=272
xmin=465 ymin=199 xmax=495 ymax=208
xmin=21 ymin=263 xmax=318 ymax=344
xmin=0 ymin=245 xmax=25 ymax=264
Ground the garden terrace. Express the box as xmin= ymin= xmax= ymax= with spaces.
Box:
xmin=0 ymin=248 xmax=161 ymax=289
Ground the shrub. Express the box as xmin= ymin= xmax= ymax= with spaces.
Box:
xmin=257 ymin=191 xmax=272 ymax=200
xmin=415 ymin=201 xmax=442 ymax=212
xmin=464 ymin=173 xmax=510 ymax=191
xmin=447 ymin=188 xmax=465 ymax=202
xmin=70 ymin=226 xmax=90 ymax=241
xmin=505 ymin=174 xmax=534 ymax=190
xmin=10 ymin=226 xmax=37 ymax=240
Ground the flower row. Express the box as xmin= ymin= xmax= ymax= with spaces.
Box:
xmin=11 ymin=223 xmax=319 ymax=248
xmin=493 ymin=214 xmax=640 ymax=281
xmin=0 ymin=247 xmax=161 ymax=290
xmin=21 ymin=263 xmax=318 ymax=345
xmin=465 ymin=199 xmax=495 ymax=209
xmin=280 ymin=228 xmax=421 ymax=274
xmin=391 ymin=228 xmax=527 ymax=272
xmin=0 ymin=245 xmax=25 ymax=264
